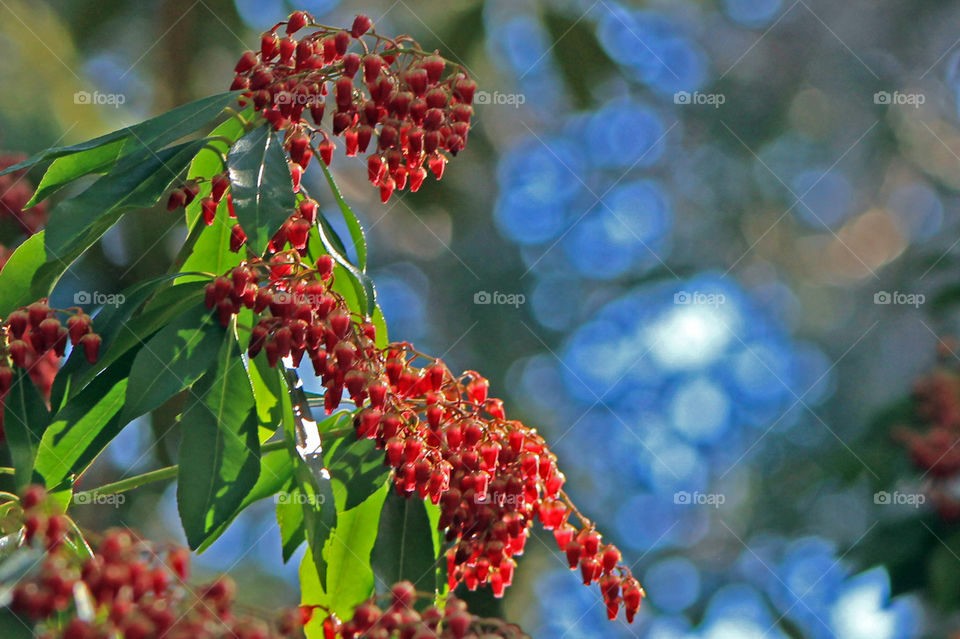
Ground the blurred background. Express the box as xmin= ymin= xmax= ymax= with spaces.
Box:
xmin=5 ymin=0 xmax=960 ymax=637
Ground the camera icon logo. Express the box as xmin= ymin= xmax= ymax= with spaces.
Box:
xmin=874 ymin=491 xmax=891 ymax=505
xmin=674 ymin=291 xmax=691 ymax=304
xmin=474 ymin=291 xmax=492 ymax=304
xmin=674 ymin=91 xmax=691 ymax=105
xmin=475 ymin=91 xmax=492 ymax=105
xmin=874 ymin=91 xmax=891 ymax=105
xmin=674 ymin=491 xmax=691 ymax=504
xmin=74 ymin=291 xmax=91 ymax=304
xmin=874 ymin=291 xmax=892 ymax=305
xmin=74 ymin=91 xmax=92 ymax=104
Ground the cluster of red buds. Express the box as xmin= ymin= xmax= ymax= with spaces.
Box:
xmin=0 ymin=154 xmax=48 ymax=269
xmin=205 ymin=257 xmax=644 ymax=621
xmin=1 ymin=301 xmax=99 ymax=441
xmin=315 ymin=581 xmax=528 ymax=638
xmin=8 ymin=487 xmax=308 ymax=639
xmin=230 ymin=10 xmax=476 ymax=202
xmin=894 ymin=338 xmax=960 ymax=520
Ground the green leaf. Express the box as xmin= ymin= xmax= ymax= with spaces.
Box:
xmin=184 ymin=109 xmax=250 ymax=228
xmin=316 ymin=218 xmax=376 ymax=317
xmin=277 ymin=371 xmax=337 ymax=586
xmin=319 ymin=162 xmax=368 ymax=270
xmin=371 ymin=492 xmax=442 ymax=594
xmin=176 ymin=330 xmax=261 ymax=549
xmin=180 ymin=197 xmax=242 ymax=278
xmin=2 ymin=91 xmax=239 ymax=200
xmin=0 ymin=608 xmax=36 ymax=638
xmin=196 ymin=447 xmax=295 ymax=553
xmin=323 ymin=426 xmax=391 ymax=511
xmin=277 ymin=485 xmax=307 ymax=562
xmin=178 ymin=111 xmax=251 ymax=279
xmin=120 ymin=305 xmax=224 ymax=424
xmin=45 ymin=138 xmax=211 ymax=265
xmin=3 ymin=371 xmax=51 ymax=490
xmin=0 ymin=233 xmax=46 ymax=318
xmin=53 ymin=281 xmax=208 ymax=407
xmin=34 ymin=351 xmax=136 ymax=488
xmin=227 ymin=124 xmax=295 ymax=254
xmin=300 ymin=483 xmax=389 ymax=622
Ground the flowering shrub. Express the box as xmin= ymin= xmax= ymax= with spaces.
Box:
xmin=0 ymin=10 xmax=641 ymax=638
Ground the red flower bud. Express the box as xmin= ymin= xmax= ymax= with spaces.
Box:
xmin=351 ymin=14 xmax=372 ymax=38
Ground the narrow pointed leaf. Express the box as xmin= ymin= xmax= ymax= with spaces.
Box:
xmin=2 ymin=91 xmax=237 ymax=199
xmin=371 ymin=492 xmax=441 ymax=594
xmin=3 ymin=371 xmax=51 ymax=490
xmin=45 ymin=138 xmax=210 ymax=263
xmin=227 ymin=125 xmax=295 ymax=254
xmin=120 ymin=305 xmax=224 ymax=425
xmin=34 ymin=351 xmax=136 ymax=488
xmin=319 ymin=162 xmax=367 ymax=270
xmin=176 ymin=332 xmax=261 ymax=549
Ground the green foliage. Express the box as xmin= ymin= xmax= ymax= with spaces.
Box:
xmin=176 ymin=326 xmax=261 ymax=549
xmin=227 ymin=124 xmax=295 ymax=255
xmin=0 ymin=89 xmax=453 ymax=631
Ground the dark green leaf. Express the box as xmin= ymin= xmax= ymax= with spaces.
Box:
xmin=196 ymin=447 xmax=295 ymax=553
xmin=319 ymin=162 xmax=368 ymax=270
xmin=45 ymin=138 xmax=211 ymax=265
xmin=323 ymin=426 xmax=391 ymax=511
xmin=53 ymin=281 xmax=208 ymax=407
xmin=227 ymin=125 xmax=295 ymax=254
xmin=277 ymin=484 xmax=307 ymax=562
xmin=34 ymin=350 xmax=137 ymax=488
xmin=2 ymin=92 xmax=238 ymax=201
xmin=176 ymin=331 xmax=261 ymax=549
xmin=3 ymin=371 xmax=51 ymax=490
xmin=0 ymin=233 xmax=46 ymax=319
xmin=0 ymin=608 xmax=36 ymax=638
xmin=372 ymin=492 xmax=442 ymax=594
xmin=120 ymin=305 xmax=224 ymax=424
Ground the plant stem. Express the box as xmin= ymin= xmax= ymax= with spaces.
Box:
xmin=73 ymin=440 xmax=288 ymax=500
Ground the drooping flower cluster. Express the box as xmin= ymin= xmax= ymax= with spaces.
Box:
xmin=1 ymin=301 xmax=99 ymax=441
xmin=0 ymin=153 xmax=48 ymax=269
xmin=207 ymin=258 xmax=644 ymax=622
xmin=316 ymin=581 xmax=529 ymax=638
xmin=8 ymin=487 xmax=308 ymax=639
xmin=895 ymin=339 xmax=960 ymax=520
xmin=229 ymin=10 xmax=476 ymax=202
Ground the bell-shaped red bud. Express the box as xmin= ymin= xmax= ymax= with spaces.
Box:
xmin=351 ymin=14 xmax=372 ymax=38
